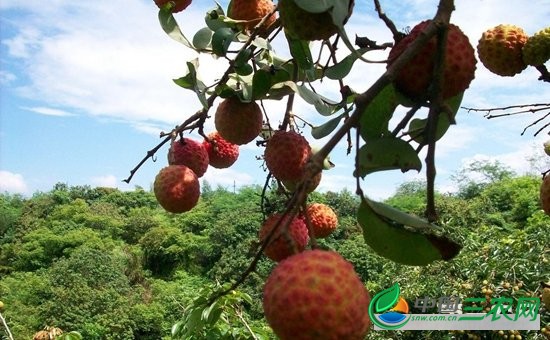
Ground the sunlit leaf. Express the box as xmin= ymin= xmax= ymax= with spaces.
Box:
xmin=193 ymin=27 xmax=213 ymax=50
xmin=158 ymin=8 xmax=193 ymax=49
xmin=355 ymin=137 xmax=421 ymax=177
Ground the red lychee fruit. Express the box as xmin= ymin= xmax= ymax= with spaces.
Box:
xmin=154 ymin=165 xmax=200 ymax=213
xmin=264 ymin=130 xmax=312 ymax=182
xmin=230 ymin=0 xmax=277 ymax=34
xmin=215 ymin=97 xmax=263 ymax=145
xmin=259 ymin=213 xmax=309 ymax=262
xmin=154 ymin=0 xmax=192 ymax=13
xmin=387 ymin=20 xmax=477 ymax=101
xmin=304 ymin=203 xmax=338 ymax=238
xmin=477 ymin=24 xmax=528 ymax=76
xmin=263 ymin=250 xmax=371 ymax=340
xmin=203 ymin=131 xmax=239 ymax=169
xmin=167 ymin=137 xmax=209 ymax=178
xmin=541 ymin=174 xmax=550 ymax=215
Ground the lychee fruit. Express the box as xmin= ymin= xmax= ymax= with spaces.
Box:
xmin=264 ymin=130 xmax=312 ymax=182
xmin=304 ymin=203 xmax=338 ymax=238
xmin=263 ymin=250 xmax=371 ymax=340
xmin=154 ymin=0 xmax=192 ymax=13
xmin=541 ymin=174 xmax=550 ymax=215
xmin=259 ymin=213 xmax=309 ymax=262
xmin=215 ymin=96 xmax=263 ymax=145
xmin=477 ymin=24 xmax=528 ymax=76
xmin=387 ymin=20 xmax=476 ymax=100
xmin=168 ymin=137 xmax=209 ymax=177
xmin=229 ymin=0 xmax=277 ymax=34
xmin=278 ymin=0 xmax=354 ymax=41
xmin=203 ymin=131 xmax=239 ymax=169
xmin=154 ymin=165 xmax=200 ymax=213
xmin=282 ymin=171 xmax=322 ymax=193
xmin=544 ymin=140 xmax=550 ymax=157
xmin=522 ymin=27 xmax=550 ymax=66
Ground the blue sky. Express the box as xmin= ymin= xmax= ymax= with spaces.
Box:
xmin=1 ymin=0 xmax=549 ymax=199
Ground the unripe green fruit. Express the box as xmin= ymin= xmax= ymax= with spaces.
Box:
xmin=522 ymin=27 xmax=550 ymax=66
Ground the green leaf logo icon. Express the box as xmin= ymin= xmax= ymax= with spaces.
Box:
xmin=374 ymin=283 xmax=400 ymax=313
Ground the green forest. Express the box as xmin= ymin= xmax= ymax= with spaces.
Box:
xmin=0 ymin=162 xmax=549 ymax=339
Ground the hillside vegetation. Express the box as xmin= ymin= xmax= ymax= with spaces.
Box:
xmin=0 ymin=169 xmax=548 ymax=339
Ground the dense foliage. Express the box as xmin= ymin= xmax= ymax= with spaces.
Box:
xmin=0 ymin=167 xmax=548 ymax=339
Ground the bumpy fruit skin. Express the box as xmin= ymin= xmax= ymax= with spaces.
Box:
xmin=544 ymin=140 xmax=550 ymax=157
xmin=541 ymin=174 xmax=550 ymax=215
xmin=264 ymin=131 xmax=312 ymax=182
xmin=522 ymin=27 xmax=550 ymax=66
xmin=154 ymin=165 xmax=200 ymax=213
xmin=305 ymin=203 xmax=338 ymax=238
xmin=168 ymin=138 xmax=209 ymax=177
xmin=154 ymin=0 xmax=192 ymax=13
xmin=278 ymin=0 xmax=353 ymax=41
xmin=203 ymin=131 xmax=239 ymax=169
xmin=477 ymin=24 xmax=528 ymax=76
xmin=230 ymin=0 xmax=276 ymax=34
xmin=387 ymin=20 xmax=476 ymax=100
xmin=263 ymin=250 xmax=371 ymax=340
xmin=543 ymin=287 xmax=550 ymax=309
xmin=259 ymin=213 xmax=309 ymax=262
xmin=215 ymin=97 xmax=263 ymax=145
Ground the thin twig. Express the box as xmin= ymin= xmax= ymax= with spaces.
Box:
xmin=0 ymin=312 xmax=14 ymax=340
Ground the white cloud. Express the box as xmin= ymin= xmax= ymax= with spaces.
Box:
xmin=0 ymin=70 xmax=16 ymax=85
xmin=0 ymin=170 xmax=29 ymax=194
xmin=24 ymin=106 xmax=74 ymax=117
xmin=201 ymin=167 xmax=255 ymax=189
xmin=91 ymin=174 xmax=118 ymax=188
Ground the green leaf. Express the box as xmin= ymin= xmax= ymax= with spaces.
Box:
xmin=359 ymin=84 xmax=398 ymax=141
xmin=158 ymin=8 xmax=193 ymax=49
xmin=374 ymin=283 xmax=400 ymax=313
xmin=330 ymin=0 xmax=353 ymax=29
xmin=212 ymin=27 xmax=237 ymax=57
xmin=355 ymin=137 xmax=421 ymax=177
xmin=407 ymin=92 xmax=464 ymax=144
xmin=172 ymin=59 xmax=208 ymax=109
xmin=269 ymin=81 xmax=338 ymax=115
xmin=205 ymin=4 xmax=228 ymax=31
xmin=285 ymin=33 xmax=314 ymax=79
xmin=293 ymin=0 xmax=334 ymax=13
xmin=311 ymin=113 xmax=344 ymax=139
xmin=357 ymin=197 xmax=461 ymax=266
xmin=193 ymin=27 xmax=213 ymax=50
xmin=234 ymin=48 xmax=253 ymax=76
xmin=325 ymin=48 xmax=369 ymax=80
xmin=252 ymin=69 xmax=273 ymax=100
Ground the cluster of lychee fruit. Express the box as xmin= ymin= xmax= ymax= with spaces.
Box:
xmin=477 ymin=24 xmax=550 ymax=77
xmin=153 ymin=96 xmax=261 ymax=213
xmin=259 ymin=130 xmax=371 ymax=339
